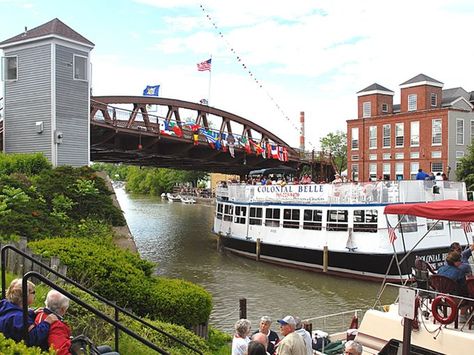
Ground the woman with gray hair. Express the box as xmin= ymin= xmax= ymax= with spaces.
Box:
xmin=232 ymin=318 xmax=251 ymax=355
xmin=344 ymin=340 xmax=363 ymax=355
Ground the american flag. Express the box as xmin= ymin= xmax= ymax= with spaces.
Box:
xmin=197 ymin=58 xmax=212 ymax=71
xmin=462 ymin=221 xmax=472 ymax=233
xmin=388 ymin=227 xmax=397 ymax=244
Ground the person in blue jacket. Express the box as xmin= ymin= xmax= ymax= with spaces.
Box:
xmin=0 ymin=278 xmax=58 ymax=346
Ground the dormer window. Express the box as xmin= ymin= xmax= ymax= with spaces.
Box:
xmin=381 ymin=103 xmax=388 ymax=113
xmin=431 ymin=93 xmax=437 ymax=107
xmin=363 ymin=102 xmax=371 ymax=118
xmin=408 ymin=94 xmax=417 ymax=111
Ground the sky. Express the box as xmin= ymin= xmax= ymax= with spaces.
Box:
xmin=1 ymin=0 xmax=474 ymax=150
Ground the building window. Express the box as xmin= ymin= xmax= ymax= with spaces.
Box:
xmin=369 ymin=163 xmax=377 ymax=181
xmin=363 ymin=102 xmax=371 ymax=118
xmin=234 ymin=206 xmax=247 ymax=224
xmin=431 ymin=93 xmax=437 ymax=107
xmin=395 ymin=162 xmax=404 ymax=180
xmin=216 ymin=203 xmax=223 ymax=220
xmin=395 ymin=153 xmax=404 ymax=159
xmin=383 ymin=124 xmax=391 ymax=148
xmin=352 ymin=164 xmax=359 ymax=182
xmin=395 ymin=123 xmax=404 ymax=147
xmin=431 ymin=151 xmax=441 ymax=158
xmin=223 ymin=204 xmax=234 ymax=221
xmin=369 ymin=154 xmax=377 ymax=160
xmin=249 ymin=207 xmax=262 ymax=225
xmin=265 ymin=208 xmax=280 ymax=227
xmin=410 ymin=151 xmax=420 ymax=159
xmin=383 ymin=153 xmax=391 ymax=160
xmin=432 ymin=119 xmax=442 ymax=145
xmin=456 ymin=119 xmax=464 ymax=145
xmin=369 ymin=126 xmax=377 ymax=149
xmin=383 ymin=163 xmax=391 ymax=180
xmin=471 ymin=120 xmax=474 ymax=142
xmin=382 ymin=103 xmax=388 ymax=113
xmin=2 ymin=56 xmax=18 ymax=81
xmin=408 ymin=94 xmax=417 ymax=111
xmin=410 ymin=121 xmax=419 ymax=147
xmin=456 ymin=151 xmax=465 ymax=159
xmin=353 ymin=210 xmax=378 ymax=233
xmin=427 ymin=219 xmax=443 ymax=231
xmin=352 ymin=155 xmax=359 ymax=161
xmin=431 ymin=162 xmax=443 ymax=173
xmin=410 ymin=162 xmax=419 ymax=180
xmin=73 ymin=55 xmax=88 ymax=81
xmin=283 ymin=209 xmax=300 ymax=229
xmin=351 ymin=127 xmax=359 ymax=150
xmin=400 ymin=215 xmax=417 ymax=233
xmin=327 ymin=210 xmax=348 ymax=231
xmin=303 ymin=209 xmax=322 ymax=230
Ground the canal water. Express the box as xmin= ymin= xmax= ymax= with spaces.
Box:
xmin=115 ymin=188 xmax=396 ymax=334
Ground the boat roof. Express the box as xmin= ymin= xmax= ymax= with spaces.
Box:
xmin=248 ymin=166 xmax=296 ymax=176
xmin=384 ymin=199 xmax=474 ymax=222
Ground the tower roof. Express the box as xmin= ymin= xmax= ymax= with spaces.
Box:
xmin=357 ymin=83 xmax=394 ymax=96
xmin=399 ymin=73 xmax=443 ymax=88
xmin=0 ymin=18 xmax=94 ymax=48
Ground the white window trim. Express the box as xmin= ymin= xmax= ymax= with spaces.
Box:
xmin=408 ymin=94 xmax=417 ymax=111
xmin=382 ymin=103 xmax=388 ymax=113
xmin=456 ymin=118 xmax=464 ymax=145
xmin=383 ymin=124 xmax=391 ymax=148
xmin=431 ymin=93 xmax=437 ymax=107
xmin=432 ymin=119 xmax=442 ymax=146
xmin=363 ymin=102 xmax=371 ymax=118
xmin=410 ymin=151 xmax=420 ymax=159
xmin=73 ymin=54 xmax=88 ymax=82
xmin=369 ymin=126 xmax=377 ymax=149
xmin=395 ymin=123 xmax=404 ymax=148
xmin=2 ymin=55 xmax=18 ymax=81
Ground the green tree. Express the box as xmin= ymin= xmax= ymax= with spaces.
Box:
xmin=320 ymin=131 xmax=347 ymax=175
xmin=456 ymin=144 xmax=474 ymax=190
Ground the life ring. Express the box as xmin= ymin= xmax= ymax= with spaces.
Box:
xmin=431 ymin=295 xmax=458 ymax=324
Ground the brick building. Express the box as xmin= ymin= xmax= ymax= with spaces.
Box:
xmin=347 ymin=74 xmax=474 ymax=182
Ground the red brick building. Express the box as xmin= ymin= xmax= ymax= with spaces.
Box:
xmin=347 ymin=74 xmax=474 ymax=182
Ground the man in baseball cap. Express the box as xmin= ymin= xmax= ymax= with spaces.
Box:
xmin=275 ymin=316 xmax=306 ymax=354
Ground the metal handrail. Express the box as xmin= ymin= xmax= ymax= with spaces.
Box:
xmin=1 ymin=245 xmax=203 ymax=354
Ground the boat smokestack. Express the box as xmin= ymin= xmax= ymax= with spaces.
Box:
xmin=299 ymin=111 xmax=305 ymax=157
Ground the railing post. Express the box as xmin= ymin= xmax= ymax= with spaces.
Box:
xmin=1 ymin=245 xmax=7 ymax=299
xmin=115 ymin=307 xmax=120 ymax=352
xmin=239 ymin=298 xmax=247 ymax=319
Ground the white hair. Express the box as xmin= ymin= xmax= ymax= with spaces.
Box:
xmin=234 ymin=318 xmax=251 ymax=337
xmin=345 ymin=340 xmax=363 ymax=355
xmin=45 ymin=290 xmax=70 ymax=313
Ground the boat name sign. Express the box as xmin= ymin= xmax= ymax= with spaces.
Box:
xmin=254 ymin=184 xmax=329 ymax=202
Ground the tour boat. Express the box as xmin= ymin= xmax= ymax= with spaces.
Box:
xmin=213 ymin=177 xmax=468 ymax=282
xmin=166 ymin=193 xmax=182 ymax=202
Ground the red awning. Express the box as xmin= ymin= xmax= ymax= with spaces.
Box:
xmin=384 ymin=200 xmax=474 ymax=222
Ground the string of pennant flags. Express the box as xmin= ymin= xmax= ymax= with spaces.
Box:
xmin=198 ymin=4 xmax=317 ymax=150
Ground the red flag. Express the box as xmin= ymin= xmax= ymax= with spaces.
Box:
xmin=388 ymin=227 xmax=397 ymax=244
xmin=462 ymin=222 xmax=472 ymax=233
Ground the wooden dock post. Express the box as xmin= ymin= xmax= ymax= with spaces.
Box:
xmin=239 ymin=298 xmax=247 ymax=319
xmin=217 ymin=233 xmax=222 ymax=252
xmin=323 ymin=245 xmax=328 ymax=272
xmin=256 ymin=238 xmax=261 ymax=261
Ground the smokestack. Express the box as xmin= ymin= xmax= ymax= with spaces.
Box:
xmin=299 ymin=111 xmax=305 ymax=157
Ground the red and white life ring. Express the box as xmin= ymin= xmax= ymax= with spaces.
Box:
xmin=431 ymin=295 xmax=458 ymax=324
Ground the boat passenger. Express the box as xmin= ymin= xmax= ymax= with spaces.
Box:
xmin=0 ymin=278 xmax=57 ymax=346
xmin=252 ymin=316 xmax=279 ymax=354
xmin=437 ymin=251 xmax=469 ymax=295
xmin=294 ymin=317 xmax=312 ymax=355
xmin=247 ymin=340 xmax=267 ymax=355
xmin=332 ymin=174 xmax=342 ymax=184
xmin=449 ymin=242 xmax=473 ymax=275
xmin=232 ymin=318 xmax=251 ymax=355
xmin=250 ymin=334 xmax=270 ymax=355
xmin=275 ymin=315 xmax=306 ymax=355
xmin=344 ymin=340 xmax=363 ymax=355
xmin=415 ymin=168 xmax=429 ymax=180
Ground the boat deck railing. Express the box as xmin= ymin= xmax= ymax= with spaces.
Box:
xmin=216 ymin=180 xmax=466 ymax=205
xmin=303 ymin=309 xmax=362 ymax=335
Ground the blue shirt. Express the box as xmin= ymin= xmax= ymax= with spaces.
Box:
xmin=437 ymin=264 xmax=466 ymax=284
xmin=416 ymin=171 xmax=429 ymax=180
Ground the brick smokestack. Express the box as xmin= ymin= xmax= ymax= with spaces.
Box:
xmin=299 ymin=111 xmax=305 ymax=155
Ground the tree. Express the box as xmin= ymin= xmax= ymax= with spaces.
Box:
xmin=320 ymin=131 xmax=347 ymax=175
xmin=456 ymin=144 xmax=474 ymax=190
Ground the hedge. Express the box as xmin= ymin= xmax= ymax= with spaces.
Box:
xmin=0 ymin=152 xmax=51 ymax=176
xmin=29 ymin=237 xmax=212 ymax=327
xmin=0 ymin=333 xmax=54 ymax=354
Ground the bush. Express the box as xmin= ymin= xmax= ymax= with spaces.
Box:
xmin=0 ymin=332 xmax=54 ymax=354
xmin=29 ymin=237 xmax=212 ymax=326
xmin=0 ymin=153 xmax=51 ymax=176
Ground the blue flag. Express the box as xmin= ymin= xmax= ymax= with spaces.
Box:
xmin=143 ymin=85 xmax=160 ymax=96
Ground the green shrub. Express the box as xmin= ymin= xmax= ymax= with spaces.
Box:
xmin=0 ymin=332 xmax=54 ymax=354
xmin=29 ymin=237 xmax=212 ymax=326
xmin=0 ymin=152 xmax=51 ymax=176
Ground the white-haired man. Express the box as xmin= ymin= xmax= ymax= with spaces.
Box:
xmin=294 ymin=316 xmax=312 ymax=355
xmin=35 ymin=290 xmax=119 ymax=355
xmin=344 ymin=340 xmax=363 ymax=355
xmin=275 ymin=315 xmax=306 ymax=355
xmin=253 ymin=315 xmax=279 ymax=354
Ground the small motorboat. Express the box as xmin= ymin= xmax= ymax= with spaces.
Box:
xmin=180 ymin=195 xmax=196 ymax=204
xmin=160 ymin=193 xmax=167 ymax=200
xmin=166 ymin=193 xmax=181 ymax=202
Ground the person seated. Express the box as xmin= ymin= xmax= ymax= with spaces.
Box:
xmin=344 ymin=340 xmax=363 ymax=355
xmin=449 ymin=242 xmax=473 ymax=275
xmin=437 ymin=251 xmax=469 ymax=295
xmin=0 ymin=278 xmax=57 ymax=346
xmin=35 ymin=290 xmax=119 ymax=355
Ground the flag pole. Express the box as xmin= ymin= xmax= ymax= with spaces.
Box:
xmin=208 ymin=55 xmax=212 ymax=105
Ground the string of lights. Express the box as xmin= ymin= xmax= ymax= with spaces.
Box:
xmin=199 ymin=4 xmax=316 ymax=149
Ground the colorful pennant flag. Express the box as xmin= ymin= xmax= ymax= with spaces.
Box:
xmin=143 ymin=85 xmax=160 ymax=97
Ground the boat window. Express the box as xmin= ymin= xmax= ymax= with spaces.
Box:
xmin=283 ymin=209 xmax=300 ymax=229
xmin=216 ymin=203 xmax=223 ymax=220
xmin=353 ymin=209 xmax=378 ymax=233
xmin=249 ymin=207 xmax=262 ymax=225
xmin=399 ymin=214 xmax=417 ymax=233
xmin=327 ymin=210 xmax=348 ymax=231
xmin=223 ymin=204 xmax=234 ymax=222
xmin=426 ymin=219 xmax=443 ymax=231
xmin=303 ymin=209 xmax=322 ymax=230
xmin=234 ymin=206 xmax=247 ymax=224
xmin=265 ymin=208 xmax=280 ymax=227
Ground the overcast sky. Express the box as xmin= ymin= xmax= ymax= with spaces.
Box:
xmin=1 ymin=0 xmax=474 ymax=150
